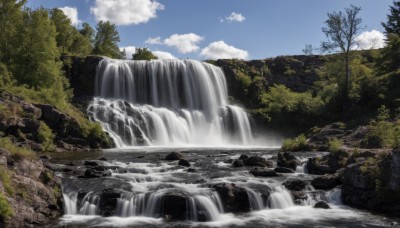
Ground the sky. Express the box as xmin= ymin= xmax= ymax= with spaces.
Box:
xmin=26 ymin=0 xmax=393 ymax=60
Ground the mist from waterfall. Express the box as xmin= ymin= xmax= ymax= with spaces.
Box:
xmin=88 ymin=58 xmax=256 ymax=147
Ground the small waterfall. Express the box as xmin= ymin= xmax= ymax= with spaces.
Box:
xmin=88 ymin=58 xmax=255 ymax=147
xmin=246 ymin=188 xmax=265 ymax=210
xmin=63 ymin=192 xmax=78 ymax=215
xmin=267 ymin=187 xmax=294 ymax=209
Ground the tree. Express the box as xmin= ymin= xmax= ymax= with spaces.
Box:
xmin=302 ymin=44 xmax=313 ymax=55
xmin=0 ymin=0 xmax=26 ymax=63
xmin=93 ymin=21 xmax=122 ymax=58
xmin=70 ymin=29 xmax=92 ymax=56
xmin=80 ymin=22 xmax=95 ymax=44
xmin=321 ymin=5 xmax=363 ymax=118
xmin=382 ymin=1 xmax=400 ymax=35
xmin=132 ymin=47 xmax=158 ymax=60
xmin=50 ymin=8 xmax=75 ymax=53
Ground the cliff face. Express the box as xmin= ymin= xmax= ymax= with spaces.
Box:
xmin=213 ymin=55 xmax=325 ymax=107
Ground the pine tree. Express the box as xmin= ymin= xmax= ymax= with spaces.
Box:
xmin=93 ymin=21 xmax=122 ymax=58
xmin=382 ymin=1 xmax=400 ymax=35
xmin=50 ymin=8 xmax=75 ymax=54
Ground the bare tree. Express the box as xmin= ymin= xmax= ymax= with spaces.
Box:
xmin=321 ymin=5 xmax=363 ymax=118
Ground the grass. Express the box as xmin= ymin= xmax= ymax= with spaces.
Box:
xmin=0 ymin=167 xmax=13 ymax=195
xmin=328 ymin=138 xmax=343 ymax=153
xmin=0 ymin=191 xmax=13 ymax=221
xmin=0 ymin=137 xmax=35 ymax=160
xmin=37 ymin=121 xmax=55 ymax=151
xmin=281 ymin=134 xmax=308 ymax=151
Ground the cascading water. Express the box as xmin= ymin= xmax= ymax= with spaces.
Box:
xmin=87 ymin=58 xmax=254 ymax=147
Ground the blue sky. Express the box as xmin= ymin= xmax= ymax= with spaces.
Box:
xmin=27 ymin=0 xmax=393 ymax=60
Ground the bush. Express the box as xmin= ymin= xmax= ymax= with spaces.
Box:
xmin=0 ymin=137 xmax=34 ymax=160
xmin=281 ymin=134 xmax=308 ymax=151
xmin=0 ymin=191 xmax=13 ymax=221
xmin=367 ymin=120 xmax=397 ymax=148
xmin=328 ymin=138 xmax=343 ymax=153
xmin=0 ymin=167 xmax=13 ymax=195
xmin=37 ymin=121 xmax=55 ymax=151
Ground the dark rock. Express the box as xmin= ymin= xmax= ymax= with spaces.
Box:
xmin=84 ymin=161 xmax=100 ymax=166
xmin=314 ymin=201 xmax=331 ymax=209
xmin=291 ymin=191 xmax=308 ymax=202
xmin=187 ymin=168 xmax=196 ymax=172
xmin=232 ymin=159 xmax=244 ymax=167
xmin=178 ymin=159 xmax=191 ymax=167
xmin=307 ymin=152 xmax=348 ymax=175
xmin=98 ymin=189 xmax=121 ymax=216
xmin=277 ymin=152 xmax=299 ymax=170
xmin=239 ymin=154 xmax=249 ymax=160
xmin=250 ymin=167 xmax=279 ymax=177
xmin=165 ymin=152 xmax=184 ymax=161
xmin=283 ymin=179 xmax=306 ymax=191
xmin=311 ymin=175 xmax=340 ymax=190
xmin=162 ymin=192 xmax=187 ymax=221
xmin=243 ymin=156 xmax=273 ymax=167
xmin=81 ymin=168 xmax=111 ymax=178
xmin=99 ymin=157 xmax=108 ymax=161
xmin=212 ymin=183 xmax=251 ymax=213
xmin=274 ymin=167 xmax=295 ymax=173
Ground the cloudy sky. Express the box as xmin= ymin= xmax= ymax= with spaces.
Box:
xmin=27 ymin=0 xmax=392 ymax=60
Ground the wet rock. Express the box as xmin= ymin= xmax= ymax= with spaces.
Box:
xmin=307 ymin=151 xmax=348 ymax=175
xmin=243 ymin=156 xmax=273 ymax=167
xmin=98 ymin=189 xmax=121 ymax=216
xmin=239 ymin=154 xmax=249 ymax=160
xmin=162 ymin=192 xmax=188 ymax=221
xmin=250 ymin=167 xmax=279 ymax=177
xmin=274 ymin=167 xmax=295 ymax=173
xmin=81 ymin=168 xmax=112 ymax=178
xmin=311 ymin=175 xmax=340 ymax=190
xmin=99 ymin=157 xmax=108 ymax=161
xmin=84 ymin=161 xmax=100 ymax=166
xmin=212 ymin=183 xmax=251 ymax=213
xmin=165 ymin=152 xmax=184 ymax=161
xmin=232 ymin=159 xmax=244 ymax=167
xmin=314 ymin=201 xmax=331 ymax=209
xmin=291 ymin=191 xmax=308 ymax=203
xmin=277 ymin=152 xmax=299 ymax=170
xmin=283 ymin=179 xmax=306 ymax=191
xmin=178 ymin=159 xmax=191 ymax=167
xmin=187 ymin=168 xmax=196 ymax=172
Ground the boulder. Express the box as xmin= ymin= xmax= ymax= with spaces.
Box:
xmin=212 ymin=183 xmax=251 ymax=213
xmin=250 ymin=167 xmax=279 ymax=177
xmin=165 ymin=152 xmax=184 ymax=161
xmin=283 ymin=179 xmax=306 ymax=191
xmin=274 ymin=167 xmax=294 ymax=173
xmin=98 ymin=189 xmax=121 ymax=216
xmin=162 ymin=193 xmax=188 ymax=221
xmin=277 ymin=152 xmax=299 ymax=170
xmin=81 ymin=168 xmax=112 ymax=178
xmin=314 ymin=201 xmax=331 ymax=209
xmin=243 ymin=156 xmax=273 ymax=167
xmin=178 ymin=159 xmax=191 ymax=167
xmin=232 ymin=159 xmax=244 ymax=167
xmin=311 ymin=175 xmax=340 ymax=190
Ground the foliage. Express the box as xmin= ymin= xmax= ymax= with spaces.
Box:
xmin=0 ymin=191 xmax=13 ymax=221
xmin=50 ymin=8 xmax=75 ymax=54
xmin=0 ymin=137 xmax=34 ymax=160
xmin=302 ymin=44 xmax=314 ymax=55
xmin=281 ymin=134 xmax=308 ymax=151
xmin=381 ymin=0 xmax=400 ymax=35
xmin=328 ymin=138 xmax=343 ymax=153
xmin=37 ymin=121 xmax=55 ymax=151
xmin=132 ymin=47 xmax=158 ymax=60
xmin=93 ymin=21 xmax=122 ymax=58
xmin=0 ymin=167 xmax=13 ymax=195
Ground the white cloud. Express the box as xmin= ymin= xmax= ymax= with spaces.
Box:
xmin=224 ymin=12 xmax=246 ymax=23
xmin=354 ymin=30 xmax=386 ymax=50
xmin=120 ymin=46 xmax=136 ymax=59
xmin=153 ymin=51 xmax=176 ymax=59
xmin=90 ymin=0 xmax=164 ymax=26
xmin=201 ymin=41 xmax=249 ymax=60
xmin=145 ymin=36 xmax=163 ymax=45
xmin=164 ymin=33 xmax=204 ymax=54
xmin=59 ymin=6 xmax=81 ymax=26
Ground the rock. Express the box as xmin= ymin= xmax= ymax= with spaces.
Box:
xmin=283 ymin=179 xmax=306 ymax=191
xmin=314 ymin=201 xmax=331 ymax=209
xmin=274 ymin=167 xmax=294 ymax=173
xmin=81 ymin=168 xmax=112 ymax=178
xmin=178 ymin=159 xmax=191 ymax=167
xmin=162 ymin=193 xmax=188 ymax=221
xmin=277 ymin=152 xmax=299 ymax=170
xmin=291 ymin=191 xmax=308 ymax=202
xmin=243 ymin=156 xmax=273 ymax=167
xmin=239 ymin=154 xmax=249 ymax=160
xmin=311 ymin=175 xmax=340 ymax=190
xmin=250 ymin=167 xmax=279 ymax=177
xmin=84 ymin=161 xmax=100 ymax=166
xmin=307 ymin=152 xmax=348 ymax=175
xmin=187 ymin=168 xmax=196 ymax=172
xmin=98 ymin=189 xmax=121 ymax=216
xmin=165 ymin=152 xmax=184 ymax=161
xmin=232 ymin=159 xmax=244 ymax=167
xmin=212 ymin=183 xmax=251 ymax=213
xmin=99 ymin=157 xmax=108 ymax=161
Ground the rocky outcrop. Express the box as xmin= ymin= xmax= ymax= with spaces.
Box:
xmin=212 ymin=183 xmax=250 ymax=213
xmin=341 ymin=148 xmax=400 ymax=215
xmin=277 ymin=152 xmax=299 ymax=170
xmin=307 ymin=152 xmax=348 ymax=175
xmin=0 ymin=150 xmax=62 ymax=227
xmin=311 ymin=175 xmax=341 ymax=190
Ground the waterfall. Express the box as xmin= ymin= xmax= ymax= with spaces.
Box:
xmin=88 ymin=58 xmax=255 ymax=147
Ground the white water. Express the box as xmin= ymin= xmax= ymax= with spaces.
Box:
xmin=88 ymin=58 xmax=256 ymax=147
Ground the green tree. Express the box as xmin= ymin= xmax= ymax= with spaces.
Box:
xmin=14 ymin=8 xmax=62 ymax=89
xmin=132 ymin=47 xmax=158 ymax=60
xmin=382 ymin=1 xmax=400 ymax=35
xmin=70 ymin=29 xmax=92 ymax=56
xmin=80 ymin=22 xmax=95 ymax=43
xmin=50 ymin=8 xmax=75 ymax=54
xmin=93 ymin=21 xmax=122 ymax=58
xmin=0 ymin=0 xmax=26 ymax=63
xmin=321 ymin=5 xmax=363 ymax=118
